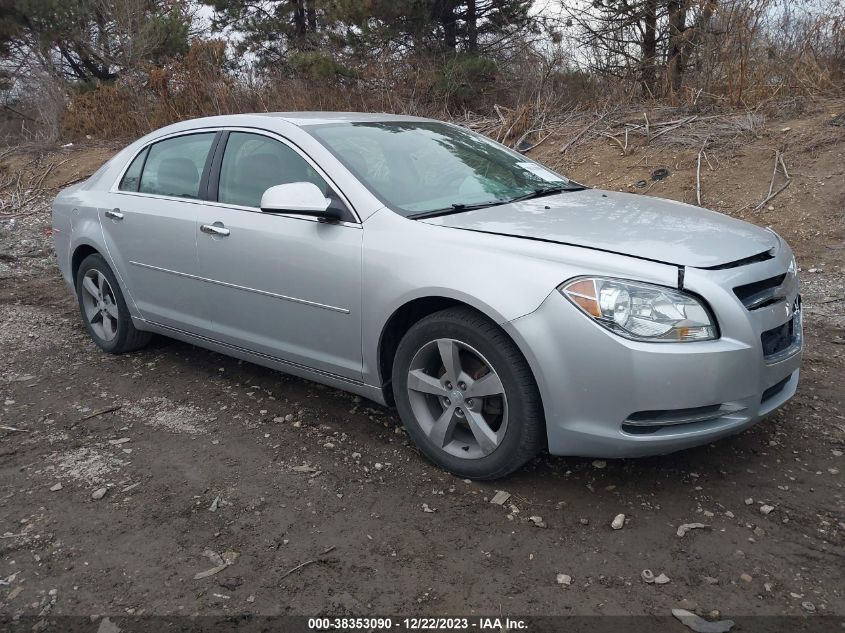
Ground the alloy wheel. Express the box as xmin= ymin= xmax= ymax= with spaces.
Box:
xmin=405 ymin=338 xmax=508 ymax=459
xmin=80 ymin=269 xmax=119 ymax=342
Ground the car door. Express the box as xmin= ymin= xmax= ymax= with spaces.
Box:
xmin=195 ymin=130 xmax=363 ymax=380
xmin=99 ymin=131 xmax=219 ymax=336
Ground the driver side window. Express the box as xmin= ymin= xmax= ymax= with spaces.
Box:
xmin=217 ymin=132 xmax=330 ymax=208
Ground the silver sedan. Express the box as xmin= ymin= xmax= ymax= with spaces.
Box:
xmin=52 ymin=113 xmax=802 ymax=479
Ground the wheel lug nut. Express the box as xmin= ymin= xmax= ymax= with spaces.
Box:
xmin=459 ymin=381 xmax=466 ymax=390
xmin=445 ymin=398 xmax=451 ymax=406
xmin=445 ymin=381 xmax=452 ymax=389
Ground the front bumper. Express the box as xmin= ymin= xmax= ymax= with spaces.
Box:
xmin=504 ymin=248 xmax=802 ymax=458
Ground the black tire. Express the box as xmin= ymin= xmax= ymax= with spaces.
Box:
xmin=75 ymin=253 xmax=151 ymax=354
xmin=392 ymin=306 xmax=544 ymax=479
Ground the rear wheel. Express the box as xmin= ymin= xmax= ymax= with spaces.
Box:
xmin=75 ymin=253 xmax=151 ymax=354
xmin=392 ymin=307 xmax=544 ymax=479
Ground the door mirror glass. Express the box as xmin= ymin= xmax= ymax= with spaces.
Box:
xmin=260 ymin=182 xmax=340 ymax=220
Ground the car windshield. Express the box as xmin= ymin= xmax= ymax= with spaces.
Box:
xmin=306 ymin=121 xmax=580 ymax=217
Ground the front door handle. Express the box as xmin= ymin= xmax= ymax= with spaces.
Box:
xmin=105 ymin=209 xmax=124 ymax=220
xmin=200 ymin=222 xmax=230 ymax=237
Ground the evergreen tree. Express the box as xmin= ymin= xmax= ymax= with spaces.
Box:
xmin=0 ymin=0 xmax=190 ymax=82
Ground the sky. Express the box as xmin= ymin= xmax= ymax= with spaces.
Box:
xmin=193 ymin=1 xmax=570 ymax=37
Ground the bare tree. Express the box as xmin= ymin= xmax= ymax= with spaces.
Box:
xmin=563 ymin=0 xmax=718 ymax=98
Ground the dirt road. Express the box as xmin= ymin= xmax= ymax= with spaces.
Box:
xmin=0 ymin=103 xmax=843 ymax=625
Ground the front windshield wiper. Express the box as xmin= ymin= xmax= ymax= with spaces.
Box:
xmin=408 ymin=184 xmax=587 ymax=220
xmin=408 ymin=199 xmax=513 ymax=220
xmin=508 ymin=184 xmax=587 ymax=203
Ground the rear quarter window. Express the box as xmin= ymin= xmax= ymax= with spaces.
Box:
xmin=118 ymin=148 xmax=148 ymax=192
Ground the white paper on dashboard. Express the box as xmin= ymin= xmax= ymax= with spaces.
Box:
xmin=517 ymin=162 xmax=561 ymax=182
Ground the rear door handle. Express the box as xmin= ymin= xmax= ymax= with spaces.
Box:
xmin=105 ymin=209 xmax=124 ymax=220
xmin=200 ymin=222 xmax=230 ymax=237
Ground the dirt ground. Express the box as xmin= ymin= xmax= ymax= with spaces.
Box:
xmin=0 ymin=100 xmax=843 ymax=626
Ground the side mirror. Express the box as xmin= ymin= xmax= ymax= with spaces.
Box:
xmin=260 ymin=182 xmax=342 ymax=221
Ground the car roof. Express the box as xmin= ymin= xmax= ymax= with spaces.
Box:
xmin=158 ymin=112 xmax=437 ymax=131
xmin=141 ymin=112 xmax=441 ymax=141
xmin=253 ymin=112 xmax=435 ymax=126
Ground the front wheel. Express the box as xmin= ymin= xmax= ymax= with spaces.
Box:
xmin=392 ymin=307 xmax=544 ymax=479
xmin=75 ymin=253 xmax=151 ymax=354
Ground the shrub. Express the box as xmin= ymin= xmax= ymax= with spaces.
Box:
xmin=289 ymin=52 xmax=356 ymax=81
xmin=435 ymin=55 xmax=498 ymax=107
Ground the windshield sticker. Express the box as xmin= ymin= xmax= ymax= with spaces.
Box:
xmin=517 ymin=162 xmax=562 ymax=182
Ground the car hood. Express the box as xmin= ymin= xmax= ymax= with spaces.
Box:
xmin=419 ymin=189 xmax=778 ymax=268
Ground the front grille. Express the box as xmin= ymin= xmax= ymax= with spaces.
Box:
xmin=734 ymin=274 xmax=786 ymax=310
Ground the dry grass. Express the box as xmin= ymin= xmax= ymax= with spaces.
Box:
xmin=61 ymin=42 xmax=454 ymax=140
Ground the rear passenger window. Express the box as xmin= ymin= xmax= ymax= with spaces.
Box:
xmin=118 ymin=147 xmax=147 ymax=192
xmin=137 ymin=133 xmax=215 ymax=199
xmin=217 ymin=132 xmax=330 ymax=208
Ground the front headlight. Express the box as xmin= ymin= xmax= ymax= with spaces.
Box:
xmin=560 ymin=277 xmax=718 ymax=342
